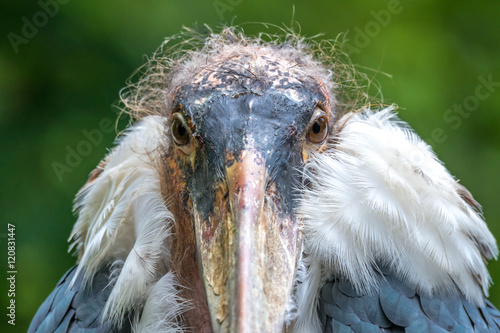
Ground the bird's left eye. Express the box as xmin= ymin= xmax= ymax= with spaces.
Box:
xmin=171 ymin=114 xmax=191 ymax=146
xmin=308 ymin=116 xmax=328 ymax=144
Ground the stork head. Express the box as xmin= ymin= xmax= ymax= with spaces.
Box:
xmin=159 ymin=33 xmax=335 ymax=332
xmin=65 ymin=26 xmax=500 ymax=333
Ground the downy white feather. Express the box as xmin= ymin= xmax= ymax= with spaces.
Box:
xmin=295 ymin=107 xmax=497 ymax=331
xmin=133 ymin=272 xmax=189 ymax=332
xmin=70 ymin=116 xmax=185 ymax=330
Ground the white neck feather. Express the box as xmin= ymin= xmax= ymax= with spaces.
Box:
xmin=294 ymin=108 xmax=497 ymax=331
xmin=70 ymin=116 xmax=185 ymax=331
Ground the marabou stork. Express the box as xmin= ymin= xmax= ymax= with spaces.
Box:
xmin=30 ymin=26 xmax=500 ymax=332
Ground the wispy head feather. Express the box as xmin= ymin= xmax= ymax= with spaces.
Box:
xmin=119 ymin=24 xmax=380 ymax=123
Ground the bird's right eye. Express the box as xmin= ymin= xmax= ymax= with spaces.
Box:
xmin=308 ymin=116 xmax=328 ymax=144
xmin=171 ymin=114 xmax=190 ymax=146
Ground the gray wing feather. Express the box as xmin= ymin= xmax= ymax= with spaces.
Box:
xmin=318 ymin=268 xmax=500 ymax=332
xmin=29 ymin=265 xmax=132 ymax=333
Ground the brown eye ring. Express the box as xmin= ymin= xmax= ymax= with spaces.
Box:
xmin=171 ymin=113 xmax=191 ymax=146
xmin=307 ymin=115 xmax=328 ymax=144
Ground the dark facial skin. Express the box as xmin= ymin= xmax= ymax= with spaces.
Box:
xmin=165 ymin=53 xmax=332 ymax=332
xmin=172 ymin=54 xmax=330 ymax=217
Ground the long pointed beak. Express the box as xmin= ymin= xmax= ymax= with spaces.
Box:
xmin=193 ymin=147 xmax=302 ymax=332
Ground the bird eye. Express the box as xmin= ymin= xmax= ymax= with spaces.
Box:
xmin=308 ymin=116 xmax=328 ymax=144
xmin=171 ymin=114 xmax=190 ymax=146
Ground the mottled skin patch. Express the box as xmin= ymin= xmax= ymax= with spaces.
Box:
xmin=189 ymin=54 xmax=308 ymax=98
xmin=197 ymin=180 xmax=233 ymax=323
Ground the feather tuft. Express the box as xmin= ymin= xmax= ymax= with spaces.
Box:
xmin=68 ymin=116 xmax=188 ymax=330
xmin=298 ymin=108 xmax=498 ymax=315
xmin=133 ymin=272 xmax=190 ymax=332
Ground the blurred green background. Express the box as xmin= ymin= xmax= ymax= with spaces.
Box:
xmin=1 ymin=0 xmax=499 ymax=331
